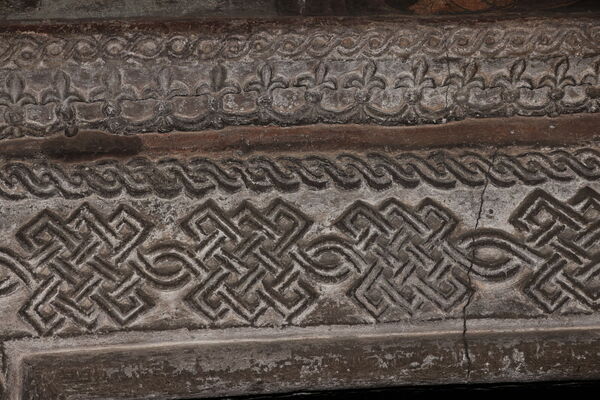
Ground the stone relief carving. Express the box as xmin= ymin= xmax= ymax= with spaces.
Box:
xmin=3 ymin=20 xmax=600 ymax=66
xmin=2 ymin=19 xmax=600 ymax=138
xmin=3 ymin=148 xmax=600 ymax=199
xmin=3 ymin=13 xmax=600 ymax=399
xmin=2 ymin=185 xmax=600 ymax=336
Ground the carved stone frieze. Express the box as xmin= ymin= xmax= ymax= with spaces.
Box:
xmin=4 ymin=11 xmax=600 ymax=400
xmin=3 ymin=17 xmax=600 ymax=139
xmin=3 ymin=140 xmax=600 ymax=398
xmin=0 ymin=145 xmax=598 ymax=332
xmin=2 ymin=148 xmax=600 ymax=199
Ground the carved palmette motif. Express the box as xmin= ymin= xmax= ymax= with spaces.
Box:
xmin=3 ymin=186 xmax=600 ymax=335
xmin=3 ymin=18 xmax=600 ymax=138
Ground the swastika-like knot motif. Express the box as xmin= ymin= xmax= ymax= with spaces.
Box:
xmin=331 ymin=198 xmax=530 ymax=321
xmin=15 ymin=203 xmax=153 ymax=335
xmin=511 ymin=187 xmax=600 ymax=313
xmin=176 ymin=199 xmax=317 ymax=325
xmin=1 ymin=200 xmax=321 ymax=335
xmin=4 ymin=188 xmax=600 ymax=336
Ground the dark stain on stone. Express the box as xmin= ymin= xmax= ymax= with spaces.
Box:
xmin=1 ymin=115 xmax=600 ymax=161
xmin=40 ymin=130 xmax=142 ymax=162
xmin=139 ymin=115 xmax=600 ymax=157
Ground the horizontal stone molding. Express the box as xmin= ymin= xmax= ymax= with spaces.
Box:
xmin=4 ymin=12 xmax=600 ymax=399
xmin=5 ymin=322 xmax=600 ymax=399
xmin=2 ymin=17 xmax=600 ymax=138
xmin=3 ymin=18 xmax=600 ymax=65
xmin=2 ymin=147 xmax=600 ymax=199
xmin=3 ymin=142 xmax=600 ymax=397
xmin=2 ymin=147 xmax=600 ymax=338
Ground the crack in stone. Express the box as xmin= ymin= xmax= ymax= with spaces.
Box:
xmin=444 ymin=41 xmax=451 ymax=114
xmin=462 ymin=147 xmax=497 ymax=380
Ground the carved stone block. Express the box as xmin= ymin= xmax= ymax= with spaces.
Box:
xmin=3 ymin=9 xmax=600 ymax=399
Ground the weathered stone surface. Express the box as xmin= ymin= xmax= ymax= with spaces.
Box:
xmin=3 ymin=7 xmax=600 ymax=400
xmin=7 ymin=325 xmax=600 ymax=399
xmin=3 ymin=15 xmax=600 ymax=139
xmin=3 ymin=122 xmax=600 ymax=397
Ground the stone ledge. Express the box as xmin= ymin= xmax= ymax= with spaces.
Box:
xmin=5 ymin=322 xmax=600 ymax=399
